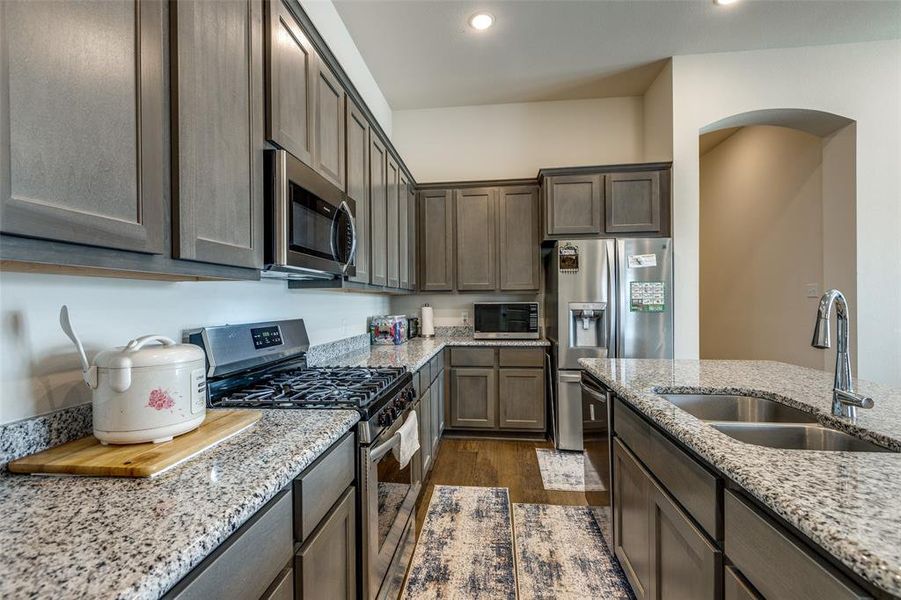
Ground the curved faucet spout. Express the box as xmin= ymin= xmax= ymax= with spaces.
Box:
xmin=811 ymin=289 xmax=867 ymax=420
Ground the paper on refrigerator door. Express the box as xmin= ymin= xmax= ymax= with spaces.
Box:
xmin=627 ymin=254 xmax=657 ymax=268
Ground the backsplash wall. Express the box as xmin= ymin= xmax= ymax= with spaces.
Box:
xmin=390 ymin=293 xmax=542 ymax=327
xmin=0 ymin=272 xmax=389 ymax=424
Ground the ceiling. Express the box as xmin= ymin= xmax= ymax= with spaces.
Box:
xmin=332 ymin=0 xmax=901 ymax=110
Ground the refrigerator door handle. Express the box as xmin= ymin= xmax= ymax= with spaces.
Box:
xmin=608 ymin=240 xmax=617 ymax=359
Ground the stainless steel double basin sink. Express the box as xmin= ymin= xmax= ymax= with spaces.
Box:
xmin=658 ymin=393 xmax=892 ymax=453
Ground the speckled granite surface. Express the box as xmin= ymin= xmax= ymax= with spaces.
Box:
xmin=313 ymin=335 xmax=549 ymax=372
xmin=0 ymin=403 xmax=93 ymax=471
xmin=579 ymin=358 xmax=901 ymax=596
xmin=0 ymin=409 xmax=359 ymax=600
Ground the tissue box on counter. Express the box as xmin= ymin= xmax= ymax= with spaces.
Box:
xmin=370 ymin=315 xmax=409 ymax=345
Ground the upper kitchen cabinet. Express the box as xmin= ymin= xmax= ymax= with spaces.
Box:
xmin=346 ymin=99 xmax=370 ymax=284
xmin=369 ymin=135 xmax=388 ymax=286
xmin=312 ymin=60 xmax=346 ymax=191
xmin=264 ymin=0 xmax=315 ymax=166
xmin=455 ymin=187 xmax=498 ymax=291
xmin=171 ymin=0 xmax=265 ymax=269
xmin=386 ymin=155 xmax=400 ymax=288
xmin=399 ymin=173 xmax=411 ymax=290
xmin=540 ymin=164 xmax=672 ymax=240
xmin=0 ymin=0 xmax=165 ymax=254
xmin=605 ymin=168 xmax=671 ymax=236
xmin=497 ymin=185 xmax=540 ymax=291
xmin=542 ymin=173 xmax=604 ymax=238
xmin=408 ymin=187 xmax=417 ymax=291
xmin=418 ymin=189 xmax=455 ymax=291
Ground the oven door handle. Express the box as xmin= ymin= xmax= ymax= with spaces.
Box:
xmin=370 ymin=431 xmax=401 ymax=462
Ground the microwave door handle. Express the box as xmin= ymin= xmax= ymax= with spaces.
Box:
xmin=331 ymin=200 xmax=357 ymax=274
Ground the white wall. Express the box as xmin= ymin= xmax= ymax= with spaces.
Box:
xmin=642 ymin=60 xmax=673 ymax=162
xmin=299 ymin=0 xmax=392 ymax=136
xmin=0 ymin=273 xmax=388 ymax=423
xmin=699 ymin=126 xmax=826 ymax=368
xmin=670 ymin=40 xmax=901 ymax=385
xmin=392 ymin=97 xmax=644 ymax=182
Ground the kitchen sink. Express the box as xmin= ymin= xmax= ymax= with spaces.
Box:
xmin=710 ymin=423 xmax=893 ymax=452
xmin=659 ymin=393 xmax=819 ymax=423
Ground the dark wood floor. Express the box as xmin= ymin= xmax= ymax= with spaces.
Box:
xmin=414 ymin=438 xmax=588 ymax=532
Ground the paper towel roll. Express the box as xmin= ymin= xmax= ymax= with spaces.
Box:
xmin=421 ymin=305 xmax=435 ymax=337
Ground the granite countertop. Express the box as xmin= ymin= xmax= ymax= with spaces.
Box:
xmin=315 ymin=335 xmax=550 ymax=372
xmin=0 ymin=409 xmax=359 ymax=600
xmin=578 ymin=358 xmax=901 ymax=597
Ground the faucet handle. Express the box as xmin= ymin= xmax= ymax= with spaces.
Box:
xmin=834 ymin=389 xmax=874 ymax=409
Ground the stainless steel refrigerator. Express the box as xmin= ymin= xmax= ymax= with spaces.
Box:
xmin=546 ymin=238 xmax=674 ymax=450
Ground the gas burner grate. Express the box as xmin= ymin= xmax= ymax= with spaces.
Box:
xmin=211 ymin=365 xmax=407 ymax=409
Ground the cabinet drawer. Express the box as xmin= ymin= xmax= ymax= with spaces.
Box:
xmin=646 ymin=426 xmax=719 ymax=539
xmin=419 ymin=362 xmax=432 ymax=389
xmin=450 ymin=347 xmax=496 ymax=367
xmin=295 ymin=486 xmax=356 ymax=600
xmin=429 ymin=352 xmax=444 ymax=379
xmin=725 ymin=566 xmax=762 ymax=600
xmin=724 ymin=491 xmax=869 ymax=600
xmin=294 ymin=432 xmax=355 ymax=542
xmin=498 ymin=348 xmax=545 ymax=368
xmin=613 ymin=398 xmax=651 ymax=464
xmin=164 ymin=490 xmax=293 ymax=600
xmin=412 ymin=370 xmax=422 ymax=397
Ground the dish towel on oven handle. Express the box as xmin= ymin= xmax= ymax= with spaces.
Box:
xmin=392 ymin=410 xmax=420 ymax=469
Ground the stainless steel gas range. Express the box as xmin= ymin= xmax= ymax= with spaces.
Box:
xmin=186 ymin=319 xmax=420 ymax=600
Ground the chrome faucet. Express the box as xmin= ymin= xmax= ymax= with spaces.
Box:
xmin=811 ymin=289 xmax=873 ymax=421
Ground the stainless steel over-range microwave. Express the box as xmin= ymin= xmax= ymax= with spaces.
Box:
xmin=263 ymin=149 xmax=357 ymax=280
xmin=473 ymin=302 xmax=541 ymax=339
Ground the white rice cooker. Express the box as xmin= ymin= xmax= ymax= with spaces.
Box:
xmin=60 ymin=306 xmax=207 ymax=445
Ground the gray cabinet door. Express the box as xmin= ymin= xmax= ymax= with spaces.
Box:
xmin=430 ymin=373 xmax=443 ymax=455
xmin=264 ymin=0 xmax=314 ymax=166
xmin=605 ymin=171 xmax=661 ymax=234
xmin=295 ymin=486 xmax=356 ymax=600
xmin=386 ymin=156 xmax=400 ymax=288
xmin=498 ymin=369 xmax=545 ymax=430
xmin=346 ymin=100 xmax=369 ymax=284
xmin=648 ymin=477 xmax=721 ymax=600
xmin=450 ymin=368 xmax=497 ymax=429
xmin=544 ymin=174 xmax=603 ymax=237
xmin=613 ymin=438 xmax=651 ymax=600
xmin=369 ymin=136 xmax=387 ymax=286
xmin=312 ymin=60 xmax=345 ymax=191
xmin=418 ymin=391 xmax=433 ymax=475
xmin=408 ymin=187 xmax=417 ymax=291
xmin=172 ymin=0 xmax=264 ymax=269
xmin=498 ymin=186 xmax=540 ymax=291
xmin=455 ymin=187 xmax=497 ymax=291
xmin=418 ymin=189 xmax=454 ymax=291
xmin=1 ymin=0 xmax=165 ymax=254
xmin=399 ymin=177 xmax=410 ymax=289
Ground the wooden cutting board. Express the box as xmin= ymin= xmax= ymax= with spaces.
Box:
xmin=8 ymin=410 xmax=261 ymax=478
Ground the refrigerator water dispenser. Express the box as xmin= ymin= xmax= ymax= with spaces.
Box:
xmin=568 ymin=302 xmax=607 ymax=349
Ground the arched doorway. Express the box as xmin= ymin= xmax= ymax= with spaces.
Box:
xmin=698 ymin=109 xmax=857 ymax=372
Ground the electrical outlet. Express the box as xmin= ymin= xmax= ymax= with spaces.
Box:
xmin=806 ymin=283 xmax=819 ymax=298
xmin=461 ymin=311 xmax=469 ymax=325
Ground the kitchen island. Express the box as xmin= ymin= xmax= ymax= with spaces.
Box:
xmin=0 ymin=409 xmax=359 ymax=599
xmin=580 ymin=358 xmax=901 ymax=598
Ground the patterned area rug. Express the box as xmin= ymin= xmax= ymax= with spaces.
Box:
xmin=402 ymin=485 xmax=517 ymax=599
xmin=535 ymin=449 xmax=605 ymax=492
xmin=514 ymin=503 xmax=633 ymax=600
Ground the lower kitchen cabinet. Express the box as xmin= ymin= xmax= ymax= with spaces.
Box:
xmin=431 ymin=373 xmax=445 ymax=454
xmin=724 ymin=566 xmax=763 ymax=600
xmin=613 ymin=438 xmax=651 ymax=600
xmin=295 ymin=487 xmax=356 ymax=600
xmin=449 ymin=367 xmax=498 ymax=429
xmin=418 ymin=390 xmax=433 ymax=474
xmin=498 ymin=369 xmax=545 ymax=430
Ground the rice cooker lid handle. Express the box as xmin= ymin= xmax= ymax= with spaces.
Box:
xmin=126 ymin=335 xmax=176 ymax=352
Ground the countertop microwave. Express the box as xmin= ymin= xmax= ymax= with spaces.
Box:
xmin=473 ymin=302 xmax=540 ymax=340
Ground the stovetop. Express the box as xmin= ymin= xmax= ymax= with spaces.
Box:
xmin=209 ymin=364 xmax=411 ymax=420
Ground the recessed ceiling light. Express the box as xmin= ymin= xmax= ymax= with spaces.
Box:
xmin=469 ymin=13 xmax=494 ymax=31
xmin=713 ymin=0 xmax=740 ymax=5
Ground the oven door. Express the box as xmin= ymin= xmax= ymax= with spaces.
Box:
xmin=266 ymin=149 xmax=356 ymax=278
xmin=363 ymin=411 xmax=421 ymax=599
